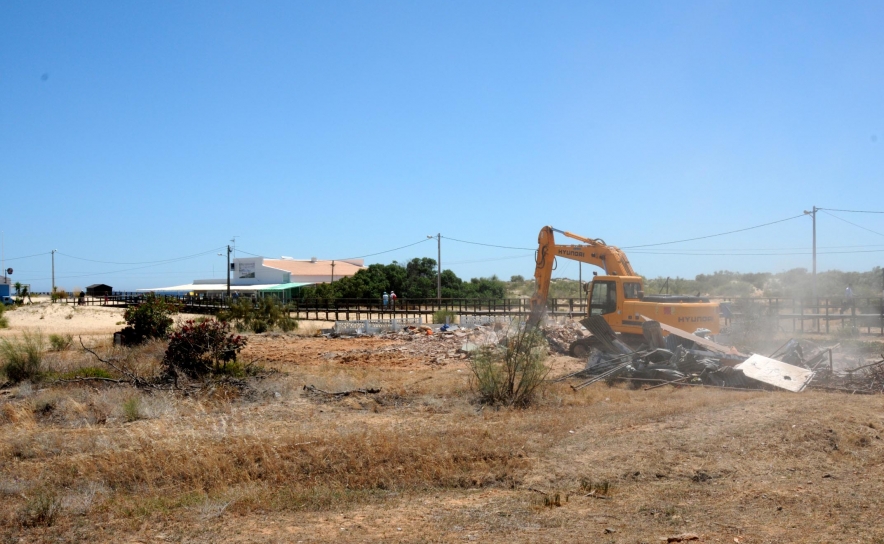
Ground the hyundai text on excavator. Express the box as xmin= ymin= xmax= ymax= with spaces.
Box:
xmin=527 ymin=226 xmax=720 ymax=357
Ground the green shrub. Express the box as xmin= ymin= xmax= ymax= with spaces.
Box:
xmin=119 ymin=294 xmax=180 ymax=345
xmin=0 ymin=331 xmax=46 ymax=384
xmin=122 ymin=397 xmax=143 ymax=422
xmin=468 ymin=327 xmax=549 ymax=407
xmin=0 ymin=304 xmax=7 ymax=329
xmin=163 ymin=319 xmax=247 ymax=379
xmin=51 ymin=288 xmax=68 ymax=302
xmin=59 ymin=366 xmax=113 ymax=380
xmin=219 ymin=297 xmax=297 ymax=333
xmin=250 ymin=319 xmax=269 ymax=333
xmin=18 ymin=488 xmax=60 ymax=527
xmin=432 ymin=309 xmax=458 ymax=325
xmin=48 ymin=333 xmax=72 ymax=351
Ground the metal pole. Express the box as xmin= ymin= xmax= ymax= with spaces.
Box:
xmin=437 ymin=233 xmax=441 ymax=302
xmin=51 ymin=249 xmax=56 ymax=299
xmin=331 ymin=260 xmax=335 ymax=283
xmin=812 ymin=206 xmax=817 ymax=301
xmin=226 ymin=245 xmax=231 ymax=300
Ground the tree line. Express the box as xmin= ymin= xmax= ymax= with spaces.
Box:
xmin=300 ymin=258 xmax=506 ymax=299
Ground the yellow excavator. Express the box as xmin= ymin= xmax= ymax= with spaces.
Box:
xmin=527 ymin=226 xmax=720 ymax=357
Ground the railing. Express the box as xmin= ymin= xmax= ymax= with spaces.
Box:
xmin=717 ymin=296 xmax=884 ymax=335
xmin=34 ymin=292 xmax=884 ymax=335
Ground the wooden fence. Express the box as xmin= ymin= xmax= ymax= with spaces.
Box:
xmin=38 ymin=293 xmax=884 ymax=335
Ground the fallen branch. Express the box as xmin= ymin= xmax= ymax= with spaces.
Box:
xmin=584 ymin=492 xmax=612 ymax=500
xmin=644 ymin=376 xmax=690 ymax=391
xmin=53 ymin=377 xmax=128 ymax=385
xmin=303 ymin=384 xmax=381 ymax=397
xmin=79 ymin=336 xmax=169 ymax=390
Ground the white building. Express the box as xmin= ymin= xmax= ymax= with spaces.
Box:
xmin=140 ymin=257 xmax=364 ymax=299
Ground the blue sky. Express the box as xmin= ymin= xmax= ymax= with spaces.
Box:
xmin=2 ymin=1 xmax=883 ymax=292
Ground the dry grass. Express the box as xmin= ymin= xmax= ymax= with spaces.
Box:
xmin=3 ymin=332 xmax=884 ymax=542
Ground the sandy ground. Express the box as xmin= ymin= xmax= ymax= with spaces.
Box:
xmin=0 ymin=302 xmax=208 ymax=338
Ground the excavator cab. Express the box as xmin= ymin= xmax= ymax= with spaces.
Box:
xmin=588 ymin=280 xmax=617 ymax=316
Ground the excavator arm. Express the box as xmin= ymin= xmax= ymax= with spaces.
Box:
xmin=527 ymin=226 xmax=635 ymax=326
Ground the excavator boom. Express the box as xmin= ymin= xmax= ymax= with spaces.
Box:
xmin=528 ymin=226 xmax=634 ymax=325
xmin=526 ymin=226 xmax=719 ymax=344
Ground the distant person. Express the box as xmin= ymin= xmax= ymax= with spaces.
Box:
xmin=390 ymin=290 xmax=397 ymax=308
xmin=842 ymin=283 xmax=855 ymax=314
xmin=383 ymin=291 xmax=389 ymax=308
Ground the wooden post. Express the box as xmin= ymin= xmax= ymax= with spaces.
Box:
xmin=825 ymin=298 xmax=830 ymax=334
xmin=800 ymin=299 xmax=804 ymax=332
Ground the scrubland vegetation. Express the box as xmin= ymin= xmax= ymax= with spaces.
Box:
xmin=2 ymin=295 xmax=884 ymax=542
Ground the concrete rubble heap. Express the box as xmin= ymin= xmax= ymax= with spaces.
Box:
xmin=568 ymin=316 xmax=884 ymax=394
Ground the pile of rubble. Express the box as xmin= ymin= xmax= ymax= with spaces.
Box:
xmin=330 ymin=318 xmax=584 ymax=365
xmin=372 ymin=323 xmax=507 ymax=365
xmin=565 ymin=315 xmax=884 ymax=394
xmin=540 ymin=320 xmax=589 ymax=354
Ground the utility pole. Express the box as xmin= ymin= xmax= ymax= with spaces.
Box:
xmin=226 ymin=245 xmax=231 ymax=300
xmin=436 ymin=233 xmax=441 ymax=301
xmin=51 ymin=249 xmax=57 ymax=300
xmin=230 ymin=236 xmax=238 ymax=259
xmin=804 ymin=207 xmax=818 ymax=301
xmin=426 ymin=233 xmax=442 ymax=301
xmin=578 ymin=262 xmax=582 ymax=298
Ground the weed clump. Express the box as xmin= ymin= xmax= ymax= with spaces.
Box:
xmin=0 ymin=303 xmax=8 ymax=329
xmin=122 ymin=397 xmax=143 ymax=422
xmin=432 ymin=309 xmax=457 ymax=325
xmin=18 ymin=488 xmax=61 ymax=527
xmin=469 ymin=326 xmax=549 ymax=407
xmin=48 ymin=333 xmax=73 ymax=351
xmin=119 ymin=294 xmax=180 ymax=345
xmin=0 ymin=331 xmax=46 ymax=384
xmin=163 ymin=319 xmax=247 ymax=379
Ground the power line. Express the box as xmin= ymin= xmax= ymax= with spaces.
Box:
xmin=20 ymin=247 xmax=229 ymax=283
xmin=820 ymin=210 xmax=884 ymax=238
xmin=446 ymin=254 xmax=533 ymax=265
xmin=819 ymin=207 xmax=884 ymax=214
xmin=629 ymin=248 xmax=884 ymax=256
xmin=620 ymin=214 xmax=807 ymax=249
xmin=442 ymin=215 xmax=807 ymax=253
xmin=3 ymin=251 xmax=52 ymax=262
xmin=57 ymin=247 xmax=226 ymax=265
xmin=629 ymin=243 xmax=884 ymax=251
xmin=441 ymin=236 xmax=534 ymax=251
xmin=239 ymin=238 xmax=434 ymax=264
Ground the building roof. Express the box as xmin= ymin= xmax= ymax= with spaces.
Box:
xmin=262 ymin=258 xmax=364 ymax=279
xmin=138 ymin=282 xmax=313 ymax=293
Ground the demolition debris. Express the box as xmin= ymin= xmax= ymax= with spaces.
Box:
xmin=328 ymin=315 xmax=884 ymax=394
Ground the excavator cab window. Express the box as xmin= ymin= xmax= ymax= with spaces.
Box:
xmin=623 ymin=282 xmax=642 ymax=299
xmin=589 ymin=281 xmax=617 ymax=316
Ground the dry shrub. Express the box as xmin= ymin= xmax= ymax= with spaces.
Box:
xmin=0 ymin=331 xmax=46 ymax=384
xmin=18 ymin=488 xmax=60 ymax=527
xmin=48 ymin=334 xmax=72 ymax=352
xmin=469 ymin=327 xmax=550 ymax=407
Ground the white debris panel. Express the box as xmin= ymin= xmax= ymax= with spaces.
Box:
xmin=735 ymin=354 xmax=815 ymax=393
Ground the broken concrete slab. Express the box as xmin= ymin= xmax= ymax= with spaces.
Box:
xmin=640 ymin=315 xmax=746 ymax=357
xmin=735 ymin=354 xmax=815 ymax=392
